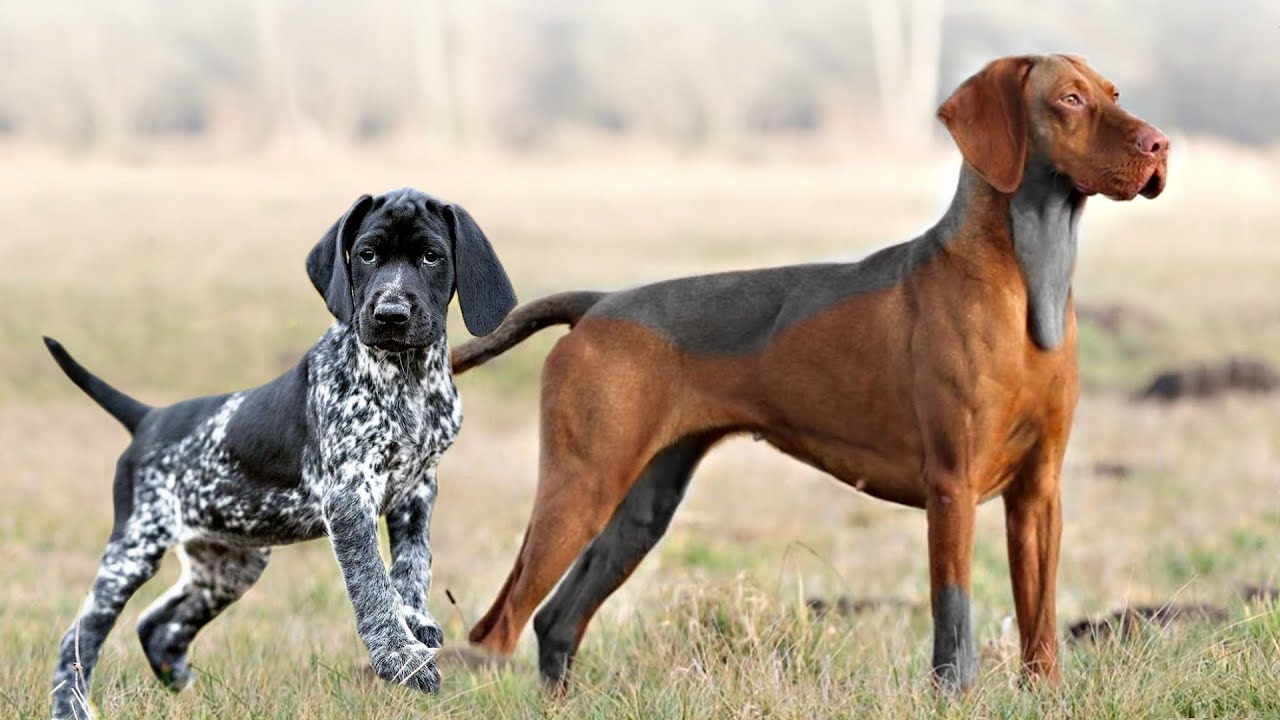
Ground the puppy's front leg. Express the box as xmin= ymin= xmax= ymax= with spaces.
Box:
xmin=388 ymin=470 xmax=444 ymax=649
xmin=323 ymin=487 xmax=440 ymax=693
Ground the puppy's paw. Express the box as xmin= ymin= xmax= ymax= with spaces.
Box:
xmin=50 ymin=694 xmax=100 ymax=720
xmin=138 ymin=621 xmax=195 ymax=691
xmin=371 ymin=640 xmax=441 ymax=694
xmin=155 ymin=659 xmax=195 ymax=692
xmin=402 ymin=606 xmax=445 ymax=649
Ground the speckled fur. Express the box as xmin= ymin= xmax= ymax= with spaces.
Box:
xmin=50 ymin=324 xmax=458 ymax=718
xmin=48 ymin=188 xmax=516 ymax=719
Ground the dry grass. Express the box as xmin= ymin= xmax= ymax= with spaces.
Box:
xmin=2 ymin=141 xmax=1279 ymax=718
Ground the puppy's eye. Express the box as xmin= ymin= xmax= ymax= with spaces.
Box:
xmin=422 ymin=250 xmax=441 ymax=265
xmin=1060 ymin=93 xmax=1084 ymax=108
xmin=357 ymin=248 xmax=377 ymax=264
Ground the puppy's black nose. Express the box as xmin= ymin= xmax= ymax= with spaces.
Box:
xmin=373 ymin=301 xmax=411 ymax=325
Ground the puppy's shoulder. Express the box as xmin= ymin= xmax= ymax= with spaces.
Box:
xmin=220 ymin=352 xmax=314 ymax=488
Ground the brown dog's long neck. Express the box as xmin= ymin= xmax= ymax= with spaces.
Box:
xmin=930 ymin=164 xmax=1082 ymax=351
xmin=1008 ymin=161 xmax=1084 ymax=350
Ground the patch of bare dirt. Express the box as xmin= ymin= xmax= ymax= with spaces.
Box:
xmin=1136 ymin=357 xmax=1280 ymax=402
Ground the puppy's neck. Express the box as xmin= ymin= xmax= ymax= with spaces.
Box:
xmin=328 ymin=322 xmax=449 ymax=387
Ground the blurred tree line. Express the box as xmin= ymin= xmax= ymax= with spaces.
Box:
xmin=0 ymin=0 xmax=1275 ymax=152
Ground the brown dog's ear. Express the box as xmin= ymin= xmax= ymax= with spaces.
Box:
xmin=937 ymin=56 xmax=1034 ymax=194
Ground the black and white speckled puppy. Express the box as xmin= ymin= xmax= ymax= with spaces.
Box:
xmin=44 ymin=189 xmax=516 ymax=719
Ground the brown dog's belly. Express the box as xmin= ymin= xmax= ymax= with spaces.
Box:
xmin=743 ymin=286 xmax=930 ymax=505
xmin=761 ymin=428 xmax=930 ymax=506
xmin=639 ymin=286 xmax=936 ymax=506
xmin=753 ymin=405 xmax=1045 ymax=509
xmin=700 ymin=281 xmax=1070 ymax=507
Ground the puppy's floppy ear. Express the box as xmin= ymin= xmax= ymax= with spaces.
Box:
xmin=938 ymin=56 xmax=1034 ymax=194
xmin=444 ymin=204 xmax=517 ymax=336
xmin=306 ymin=195 xmax=374 ymax=323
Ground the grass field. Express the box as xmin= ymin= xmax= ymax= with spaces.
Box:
xmin=2 ymin=142 xmax=1278 ymax=718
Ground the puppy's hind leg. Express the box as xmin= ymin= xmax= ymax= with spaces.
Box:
xmin=137 ymin=540 xmax=270 ymax=691
xmin=52 ymin=461 xmax=172 ymax=719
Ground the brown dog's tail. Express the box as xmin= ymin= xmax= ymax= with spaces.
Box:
xmin=451 ymin=291 xmax=606 ymax=374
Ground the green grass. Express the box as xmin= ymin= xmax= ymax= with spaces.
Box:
xmin=3 ymin=578 xmax=1278 ymax=719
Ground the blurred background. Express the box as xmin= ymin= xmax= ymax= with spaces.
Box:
xmin=2 ymin=2 xmax=1278 ymax=717
xmin=2 ymin=0 xmax=1280 ymax=154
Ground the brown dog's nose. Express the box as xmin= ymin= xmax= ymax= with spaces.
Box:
xmin=1136 ymin=126 xmax=1169 ymax=155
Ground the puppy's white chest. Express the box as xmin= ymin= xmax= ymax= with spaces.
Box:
xmin=306 ymin=329 xmax=461 ymax=512
xmin=369 ymin=390 xmax=460 ymax=512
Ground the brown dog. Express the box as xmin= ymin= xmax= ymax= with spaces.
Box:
xmin=451 ymin=54 xmax=1169 ymax=690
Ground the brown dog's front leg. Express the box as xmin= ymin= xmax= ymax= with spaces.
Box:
xmin=1003 ymin=450 xmax=1064 ymax=683
xmin=926 ymin=480 xmax=979 ymax=692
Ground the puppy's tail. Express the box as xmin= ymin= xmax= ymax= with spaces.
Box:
xmin=43 ymin=337 xmax=151 ymax=434
xmin=451 ymin=291 xmax=606 ymax=374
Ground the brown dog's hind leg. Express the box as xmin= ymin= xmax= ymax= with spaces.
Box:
xmin=1003 ymin=447 xmax=1064 ymax=683
xmin=466 ymin=527 xmax=529 ymax=649
xmin=468 ymin=334 xmax=679 ymax=657
xmin=467 ymin=450 xmax=650 ymax=656
xmin=532 ymin=435 xmax=712 ymax=688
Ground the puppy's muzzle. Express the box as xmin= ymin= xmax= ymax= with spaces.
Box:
xmin=374 ymin=301 xmax=412 ymax=327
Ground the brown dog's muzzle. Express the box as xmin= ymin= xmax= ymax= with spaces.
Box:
xmin=1138 ymin=155 xmax=1168 ymax=199
xmin=1071 ymin=109 xmax=1169 ymax=201
xmin=1125 ymin=121 xmax=1170 ymax=200
xmin=1134 ymin=124 xmax=1169 ymax=198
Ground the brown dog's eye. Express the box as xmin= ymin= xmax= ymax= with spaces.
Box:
xmin=357 ymin=248 xmax=377 ymax=264
xmin=1060 ymin=93 xmax=1084 ymax=108
xmin=422 ymin=250 xmax=441 ymax=265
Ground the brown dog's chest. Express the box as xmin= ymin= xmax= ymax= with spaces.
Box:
xmin=797 ymin=280 xmax=1074 ymax=505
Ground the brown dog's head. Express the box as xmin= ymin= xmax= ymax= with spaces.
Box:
xmin=938 ymin=54 xmax=1168 ymax=200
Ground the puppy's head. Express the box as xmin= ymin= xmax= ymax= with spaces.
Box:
xmin=307 ymin=189 xmax=517 ymax=352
